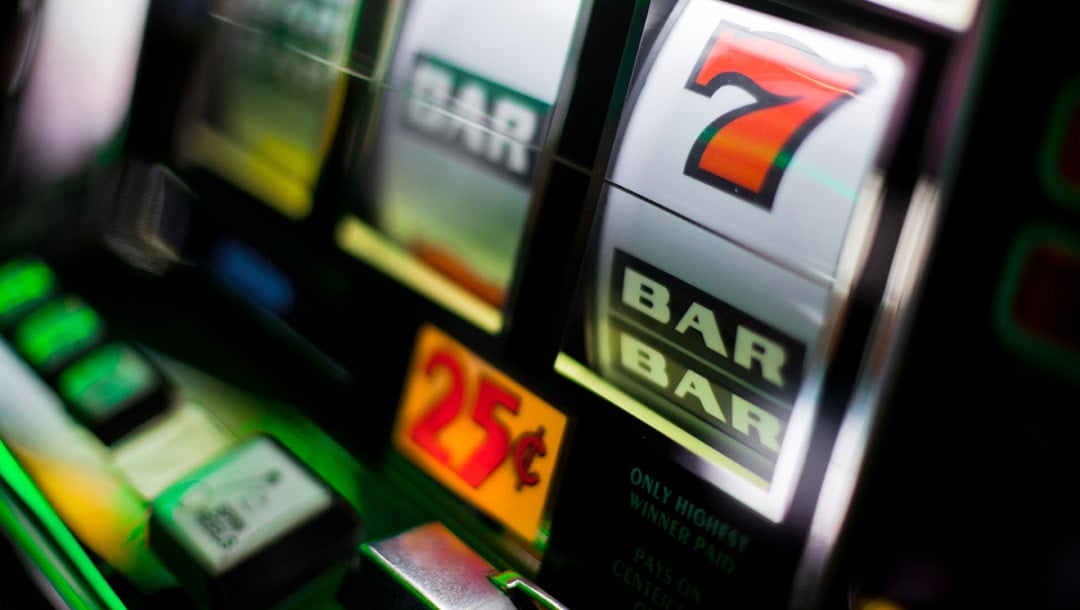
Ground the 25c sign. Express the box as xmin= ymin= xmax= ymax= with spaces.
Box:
xmin=684 ymin=21 xmax=874 ymax=210
xmin=392 ymin=324 xmax=569 ymax=544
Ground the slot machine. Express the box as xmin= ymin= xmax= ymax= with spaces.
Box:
xmin=0 ymin=0 xmax=1078 ymax=608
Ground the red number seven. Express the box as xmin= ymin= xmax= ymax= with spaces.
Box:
xmin=684 ymin=22 xmax=873 ymax=210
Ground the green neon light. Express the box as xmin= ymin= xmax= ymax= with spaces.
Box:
xmin=993 ymin=222 xmax=1080 ymax=381
xmin=0 ymin=259 xmax=55 ymax=323
xmin=0 ymin=493 xmax=88 ymax=609
xmin=489 ymin=570 xmax=565 ymax=610
xmin=58 ymin=344 xmax=155 ymax=421
xmin=1038 ymin=76 xmax=1080 ymax=209
xmin=0 ymin=440 xmax=126 ymax=609
xmin=15 ymin=298 xmax=103 ymax=370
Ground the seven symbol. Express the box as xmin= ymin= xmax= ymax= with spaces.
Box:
xmin=683 ymin=21 xmax=874 ymax=209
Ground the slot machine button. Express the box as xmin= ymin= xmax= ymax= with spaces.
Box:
xmin=12 ymin=296 xmax=104 ymax=374
xmin=207 ymin=238 xmax=296 ymax=317
xmin=340 ymin=521 xmax=518 ymax=609
xmin=995 ymin=223 xmax=1080 ymax=380
xmin=0 ymin=258 xmax=57 ymax=329
xmin=149 ymin=434 xmax=363 ymax=610
xmin=55 ymin=342 xmax=173 ymax=445
xmin=1040 ymin=76 xmax=1080 ymax=209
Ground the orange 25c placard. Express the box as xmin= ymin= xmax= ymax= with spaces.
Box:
xmin=392 ymin=324 xmax=568 ymax=544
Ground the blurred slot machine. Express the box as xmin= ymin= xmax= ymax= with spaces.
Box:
xmin=1 ymin=0 xmax=1079 ymax=609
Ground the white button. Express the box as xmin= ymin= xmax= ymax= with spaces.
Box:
xmin=152 ymin=435 xmax=332 ymax=574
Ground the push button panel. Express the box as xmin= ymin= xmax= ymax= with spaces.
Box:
xmin=174 ymin=0 xmax=366 ymax=220
xmin=0 ymin=257 xmax=366 ymax=608
xmin=0 ymin=256 xmax=172 ymax=445
xmin=0 ymin=258 xmax=58 ymax=328
xmin=14 ymin=296 xmax=105 ymax=375
xmin=152 ymin=434 xmax=335 ymax=575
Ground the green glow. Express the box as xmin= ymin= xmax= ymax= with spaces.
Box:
xmin=15 ymin=298 xmax=103 ymax=370
xmin=1039 ymin=76 xmax=1080 ymax=208
xmin=58 ymin=344 xmax=156 ymax=421
xmin=993 ymin=222 xmax=1080 ymax=381
xmin=536 ymin=525 xmax=550 ymax=553
xmin=774 ymin=151 xmax=793 ymax=170
xmin=0 ymin=490 xmax=90 ymax=609
xmin=0 ymin=440 xmax=126 ymax=609
xmin=0 ymin=259 xmax=55 ymax=324
xmin=489 ymin=570 xmax=564 ymax=610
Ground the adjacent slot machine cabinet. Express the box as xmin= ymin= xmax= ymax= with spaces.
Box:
xmin=0 ymin=252 xmax=373 ymax=609
xmin=103 ymin=0 xmax=383 ymax=382
xmin=310 ymin=1 xmax=643 ymax=602
xmin=332 ymin=0 xmax=597 ymax=336
xmin=171 ymin=0 xmax=363 ymax=223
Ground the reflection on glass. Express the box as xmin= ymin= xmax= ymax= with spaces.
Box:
xmin=177 ymin=0 xmax=363 ymax=219
xmin=337 ymin=0 xmax=585 ymax=330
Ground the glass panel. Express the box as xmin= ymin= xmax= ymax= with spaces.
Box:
xmin=175 ymin=0 xmax=364 ymax=219
xmin=57 ymin=343 xmax=158 ymax=423
xmin=336 ymin=0 xmax=586 ymax=332
xmin=558 ymin=0 xmax=915 ymax=522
